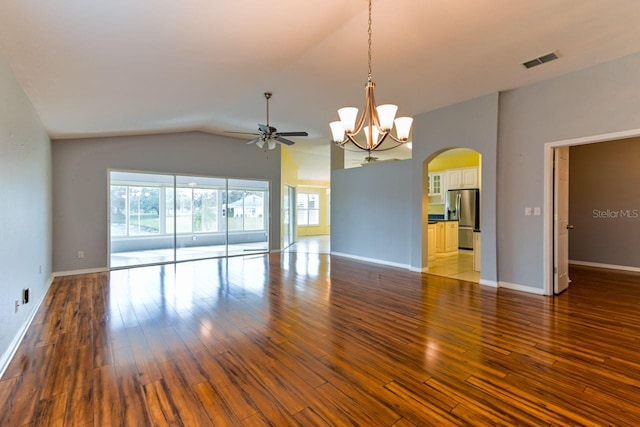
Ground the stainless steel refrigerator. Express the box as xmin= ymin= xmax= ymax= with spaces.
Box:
xmin=445 ymin=188 xmax=480 ymax=250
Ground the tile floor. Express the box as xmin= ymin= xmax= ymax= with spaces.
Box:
xmin=427 ymin=250 xmax=480 ymax=283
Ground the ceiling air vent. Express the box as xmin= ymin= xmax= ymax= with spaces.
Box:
xmin=523 ymin=51 xmax=558 ymax=69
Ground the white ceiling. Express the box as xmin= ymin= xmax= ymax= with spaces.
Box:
xmin=2 ymin=0 xmax=640 ymax=181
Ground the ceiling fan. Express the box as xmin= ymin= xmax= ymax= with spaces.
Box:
xmin=225 ymin=92 xmax=308 ymax=150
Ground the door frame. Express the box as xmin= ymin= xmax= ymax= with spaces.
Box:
xmin=543 ymin=127 xmax=640 ymax=295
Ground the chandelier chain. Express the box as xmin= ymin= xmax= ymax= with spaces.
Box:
xmin=367 ymin=0 xmax=372 ymax=82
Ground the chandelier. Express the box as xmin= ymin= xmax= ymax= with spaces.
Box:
xmin=329 ymin=0 xmax=413 ymax=152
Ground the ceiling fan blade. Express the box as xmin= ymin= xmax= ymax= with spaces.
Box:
xmin=275 ymin=136 xmax=295 ymax=146
xmin=277 ymin=131 xmax=308 ymax=137
xmin=225 ymin=131 xmax=261 ymax=135
xmin=246 ymin=137 xmax=262 ymax=145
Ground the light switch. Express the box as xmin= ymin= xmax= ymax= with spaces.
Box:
xmin=533 ymin=207 xmax=541 ymax=216
xmin=525 ymin=207 xmax=532 ymax=216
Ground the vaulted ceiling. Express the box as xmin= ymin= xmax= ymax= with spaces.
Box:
xmin=2 ymin=0 xmax=640 ymax=180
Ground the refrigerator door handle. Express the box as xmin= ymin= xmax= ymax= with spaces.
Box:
xmin=456 ymin=193 xmax=462 ymax=218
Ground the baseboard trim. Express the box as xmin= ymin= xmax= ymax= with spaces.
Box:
xmin=479 ymin=279 xmax=498 ymax=287
xmin=331 ymin=252 xmax=411 ymax=270
xmin=53 ymin=267 xmax=108 ymax=277
xmin=409 ymin=266 xmax=430 ymax=273
xmin=498 ymin=281 xmax=546 ymax=295
xmin=0 ymin=275 xmax=52 ymax=379
xmin=569 ymin=260 xmax=640 ymax=273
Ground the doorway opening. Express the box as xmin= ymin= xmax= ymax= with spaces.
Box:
xmin=424 ymin=148 xmax=482 ymax=282
xmin=544 ymin=128 xmax=640 ymax=295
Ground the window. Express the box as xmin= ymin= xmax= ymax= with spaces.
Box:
xmin=297 ymin=192 xmax=320 ymax=226
xmin=110 ymin=171 xmax=270 ymax=268
xmin=110 ymin=174 xmax=267 ymax=236
xmin=109 ymin=185 xmax=161 ymax=236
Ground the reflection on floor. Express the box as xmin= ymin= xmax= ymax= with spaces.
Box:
xmin=110 ymin=242 xmax=268 ymax=268
xmin=111 ymin=236 xmax=330 ymax=269
xmin=428 ymin=250 xmax=480 ymax=283
xmin=286 ymin=235 xmax=330 ymax=254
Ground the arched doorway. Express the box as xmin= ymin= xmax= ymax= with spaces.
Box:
xmin=423 ymin=148 xmax=482 ymax=282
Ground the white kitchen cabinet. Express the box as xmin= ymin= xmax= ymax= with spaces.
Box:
xmin=446 ymin=167 xmax=478 ymax=190
xmin=446 ymin=169 xmax=463 ymax=190
xmin=462 ymin=167 xmax=478 ymax=188
xmin=427 ymin=172 xmax=443 ymax=199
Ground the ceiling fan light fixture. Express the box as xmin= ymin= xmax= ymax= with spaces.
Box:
xmin=330 ymin=0 xmax=412 ymax=152
xmin=267 ymin=140 xmax=276 ymax=150
xmin=256 ymin=139 xmax=265 ymax=149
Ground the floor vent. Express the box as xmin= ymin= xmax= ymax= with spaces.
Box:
xmin=523 ymin=51 xmax=558 ymax=69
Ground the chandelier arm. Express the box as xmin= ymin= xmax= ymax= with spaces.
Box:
xmin=387 ymin=133 xmax=409 ymax=144
xmin=367 ymin=83 xmax=383 ymax=131
xmin=369 ymin=131 xmax=390 ymax=151
xmin=344 ymin=133 xmax=370 ymax=151
xmin=365 ymin=142 xmax=404 ymax=152
xmin=347 ymin=81 xmax=375 ymax=138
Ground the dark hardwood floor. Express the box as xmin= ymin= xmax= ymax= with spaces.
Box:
xmin=2 ymin=253 xmax=640 ymax=426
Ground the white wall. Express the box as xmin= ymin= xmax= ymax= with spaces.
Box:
xmin=331 ymin=160 xmax=412 ymax=267
xmin=52 ymin=132 xmax=281 ymax=273
xmin=0 ymin=53 xmax=52 ymax=371
xmin=498 ymin=52 xmax=640 ymax=290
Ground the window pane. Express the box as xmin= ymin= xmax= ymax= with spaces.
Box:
xmin=176 ymin=188 xmax=193 ymax=233
xmin=297 ymin=193 xmax=308 ymax=210
xmin=128 ymin=187 xmax=160 ymax=235
xmin=110 ymin=185 xmax=127 ymax=236
xmin=243 ymin=191 xmax=264 ymax=231
xmin=308 ymin=193 xmax=319 ymax=209
xmin=297 ymin=209 xmax=308 ymax=226
xmin=227 ymin=190 xmax=245 ymax=231
xmin=308 ymin=209 xmax=320 ymax=225
xmin=195 ymin=189 xmax=218 ymax=232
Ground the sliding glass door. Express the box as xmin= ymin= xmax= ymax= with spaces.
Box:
xmin=226 ymin=179 xmax=269 ymax=257
xmin=109 ymin=171 xmax=269 ymax=268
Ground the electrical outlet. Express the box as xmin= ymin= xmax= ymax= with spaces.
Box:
xmin=77 ymin=250 xmax=85 ymax=259
xmin=14 ymin=299 xmax=19 ymax=313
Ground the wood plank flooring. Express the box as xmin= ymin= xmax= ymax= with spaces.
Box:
xmin=2 ymin=253 xmax=640 ymax=426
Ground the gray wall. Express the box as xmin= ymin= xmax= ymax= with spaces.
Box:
xmin=0 ymin=52 xmax=52 ymax=367
xmin=331 ymin=160 xmax=412 ymax=266
xmin=498 ymin=52 xmax=640 ymax=289
xmin=52 ymin=132 xmax=281 ymax=272
xmin=411 ymin=94 xmax=499 ymax=284
xmin=569 ymin=138 xmax=640 ymax=267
